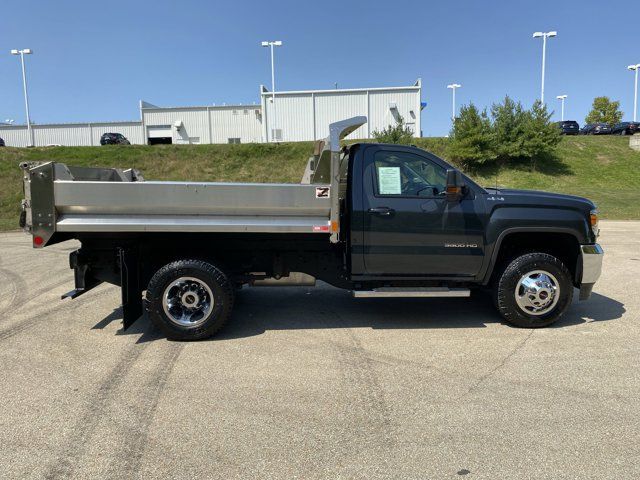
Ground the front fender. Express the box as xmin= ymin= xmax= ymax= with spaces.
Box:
xmin=478 ymin=206 xmax=590 ymax=284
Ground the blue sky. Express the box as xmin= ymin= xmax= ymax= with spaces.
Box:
xmin=0 ymin=0 xmax=636 ymax=137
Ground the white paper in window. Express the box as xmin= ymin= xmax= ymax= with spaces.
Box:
xmin=378 ymin=167 xmax=402 ymax=195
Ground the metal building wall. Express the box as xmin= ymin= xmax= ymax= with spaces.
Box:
xmin=314 ymin=91 xmax=368 ymax=140
xmin=209 ymin=107 xmax=262 ymax=143
xmin=0 ymin=80 xmax=421 ymax=147
xmin=0 ymin=127 xmax=31 ymax=147
xmin=0 ymin=121 xmax=143 ymax=147
xmin=90 ymin=122 xmax=144 ymax=145
xmin=261 ymin=79 xmax=422 ymax=142
xmin=265 ymin=94 xmax=315 ymax=142
xmin=142 ymin=107 xmax=210 ymax=144
xmin=368 ymin=90 xmax=421 ymax=136
xmin=141 ymin=105 xmax=262 ymax=144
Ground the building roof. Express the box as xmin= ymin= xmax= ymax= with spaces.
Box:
xmin=140 ymin=100 xmax=261 ymax=111
xmin=0 ymin=120 xmax=141 ymax=128
xmin=260 ymin=78 xmax=422 ymax=96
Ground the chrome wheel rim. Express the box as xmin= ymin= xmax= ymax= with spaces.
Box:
xmin=514 ymin=270 xmax=560 ymax=316
xmin=162 ymin=277 xmax=214 ymax=327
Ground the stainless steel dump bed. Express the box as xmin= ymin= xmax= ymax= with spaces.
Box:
xmin=20 ymin=117 xmax=366 ymax=248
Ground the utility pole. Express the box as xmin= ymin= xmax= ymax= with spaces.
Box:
xmin=556 ymin=94 xmax=567 ymax=121
xmin=532 ymin=31 xmax=557 ymax=103
xmin=10 ymin=48 xmax=35 ymax=147
xmin=261 ymin=40 xmax=283 ymax=141
xmin=447 ymin=83 xmax=461 ymax=127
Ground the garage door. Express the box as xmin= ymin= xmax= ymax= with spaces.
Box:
xmin=147 ymin=125 xmax=172 ymax=138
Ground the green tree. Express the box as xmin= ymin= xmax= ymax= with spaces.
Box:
xmin=490 ymin=96 xmax=528 ymax=161
xmin=447 ymin=97 xmax=561 ymax=168
xmin=447 ymin=103 xmax=496 ymax=167
xmin=585 ymin=96 xmax=623 ymax=126
xmin=372 ymin=116 xmax=414 ymax=144
xmin=521 ymin=100 xmax=561 ymax=168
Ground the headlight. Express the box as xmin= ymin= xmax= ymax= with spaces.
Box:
xmin=590 ymin=209 xmax=599 ymax=237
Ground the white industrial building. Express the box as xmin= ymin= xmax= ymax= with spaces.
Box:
xmin=0 ymin=79 xmax=423 ymax=147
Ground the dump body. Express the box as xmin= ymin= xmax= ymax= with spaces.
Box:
xmin=24 ymin=163 xmax=332 ymax=237
xmin=21 ymin=117 xmax=367 ymax=247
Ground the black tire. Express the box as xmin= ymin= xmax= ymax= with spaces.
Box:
xmin=494 ymin=252 xmax=573 ymax=328
xmin=145 ymin=259 xmax=234 ymax=340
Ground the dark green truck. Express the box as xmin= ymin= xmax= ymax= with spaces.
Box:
xmin=20 ymin=117 xmax=603 ymax=340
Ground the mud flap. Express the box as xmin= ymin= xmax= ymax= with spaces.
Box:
xmin=119 ymin=247 xmax=143 ymax=329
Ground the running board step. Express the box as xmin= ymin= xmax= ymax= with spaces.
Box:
xmin=352 ymin=287 xmax=470 ymax=298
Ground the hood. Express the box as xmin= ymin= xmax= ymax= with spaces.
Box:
xmin=484 ymin=187 xmax=596 ymax=212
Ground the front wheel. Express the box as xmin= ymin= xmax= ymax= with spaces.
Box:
xmin=494 ymin=253 xmax=573 ymax=328
xmin=145 ymin=259 xmax=234 ymax=340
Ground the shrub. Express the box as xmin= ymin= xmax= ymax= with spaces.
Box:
xmin=491 ymin=96 xmax=528 ymax=161
xmin=372 ymin=116 xmax=414 ymax=144
xmin=521 ymin=100 xmax=561 ymax=167
xmin=446 ymin=104 xmax=495 ymax=167
xmin=447 ymin=96 xmax=561 ymax=169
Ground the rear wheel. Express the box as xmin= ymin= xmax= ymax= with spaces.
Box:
xmin=494 ymin=252 xmax=573 ymax=328
xmin=145 ymin=259 xmax=234 ymax=340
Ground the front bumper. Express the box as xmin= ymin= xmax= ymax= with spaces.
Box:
xmin=578 ymin=243 xmax=604 ymax=300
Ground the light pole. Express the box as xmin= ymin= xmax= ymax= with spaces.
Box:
xmin=10 ymin=48 xmax=34 ymax=147
xmin=447 ymin=83 xmax=461 ymax=126
xmin=556 ymin=95 xmax=567 ymax=121
xmin=532 ymin=31 xmax=557 ymax=104
xmin=628 ymin=64 xmax=640 ymax=122
xmin=261 ymin=40 xmax=283 ymax=142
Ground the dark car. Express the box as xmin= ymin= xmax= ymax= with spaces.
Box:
xmin=555 ymin=120 xmax=580 ymax=135
xmin=100 ymin=133 xmax=131 ymax=145
xmin=580 ymin=123 xmax=612 ymax=135
xmin=0 ymin=137 xmax=5 ymax=147
xmin=611 ymin=121 xmax=640 ymax=135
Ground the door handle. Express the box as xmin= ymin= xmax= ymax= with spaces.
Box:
xmin=368 ymin=207 xmax=395 ymax=216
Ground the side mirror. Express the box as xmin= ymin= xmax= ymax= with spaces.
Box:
xmin=445 ymin=169 xmax=465 ymax=202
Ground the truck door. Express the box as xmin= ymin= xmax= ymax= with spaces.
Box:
xmin=360 ymin=145 xmax=485 ymax=276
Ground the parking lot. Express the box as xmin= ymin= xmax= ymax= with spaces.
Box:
xmin=0 ymin=220 xmax=637 ymax=479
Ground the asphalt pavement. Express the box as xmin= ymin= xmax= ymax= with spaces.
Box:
xmin=0 ymin=220 xmax=637 ymax=479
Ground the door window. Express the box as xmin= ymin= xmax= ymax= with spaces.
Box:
xmin=373 ymin=151 xmax=447 ymax=197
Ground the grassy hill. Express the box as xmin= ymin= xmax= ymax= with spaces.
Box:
xmin=0 ymin=136 xmax=638 ymax=231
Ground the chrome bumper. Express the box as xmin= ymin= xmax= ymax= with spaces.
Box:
xmin=580 ymin=244 xmax=604 ymax=284
xmin=578 ymin=244 xmax=604 ymax=300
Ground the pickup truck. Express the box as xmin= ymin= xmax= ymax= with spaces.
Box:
xmin=19 ymin=117 xmax=604 ymax=340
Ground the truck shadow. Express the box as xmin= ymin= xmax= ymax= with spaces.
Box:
xmin=93 ymin=286 xmax=625 ymax=343
xmin=214 ymin=286 xmax=625 ymax=341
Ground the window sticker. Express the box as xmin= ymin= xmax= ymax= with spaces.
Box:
xmin=377 ymin=167 xmax=402 ymax=195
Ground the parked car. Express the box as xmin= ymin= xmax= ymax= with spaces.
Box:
xmin=555 ymin=120 xmax=580 ymax=135
xmin=100 ymin=133 xmax=130 ymax=145
xmin=580 ymin=123 xmax=612 ymax=135
xmin=0 ymin=137 xmax=5 ymax=147
xmin=19 ymin=117 xmax=604 ymax=340
xmin=611 ymin=122 xmax=640 ymax=135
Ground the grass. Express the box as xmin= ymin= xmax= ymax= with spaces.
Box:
xmin=1 ymin=136 xmax=638 ymax=231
